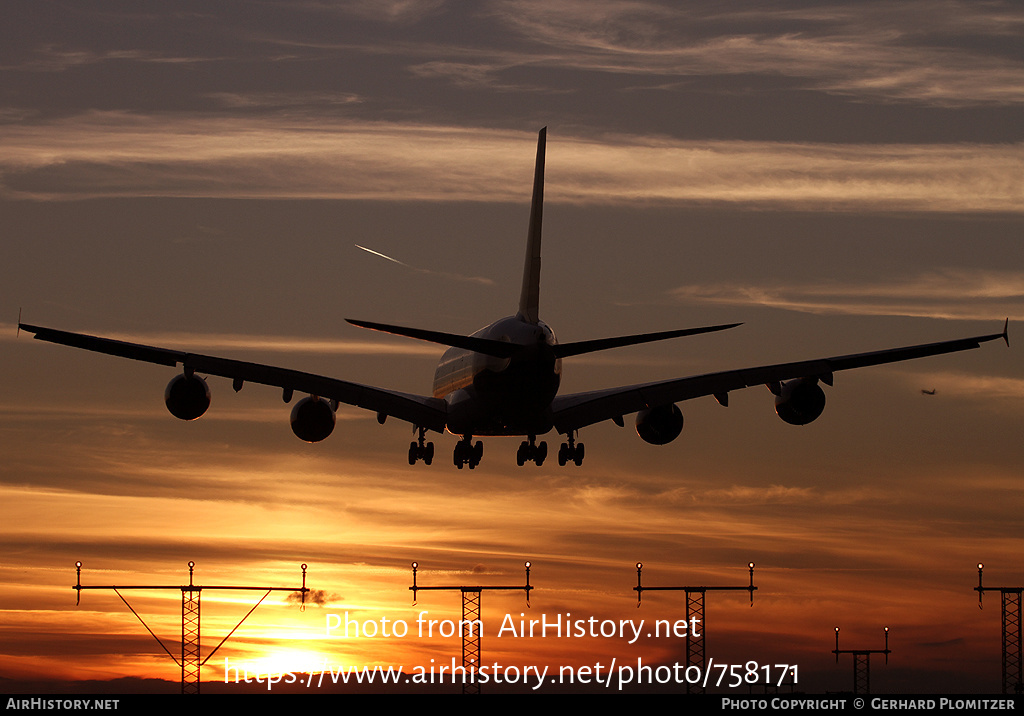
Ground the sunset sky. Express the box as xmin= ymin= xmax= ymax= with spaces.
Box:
xmin=1 ymin=0 xmax=1022 ymax=694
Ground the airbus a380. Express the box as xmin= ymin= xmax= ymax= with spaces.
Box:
xmin=19 ymin=128 xmax=1008 ymax=469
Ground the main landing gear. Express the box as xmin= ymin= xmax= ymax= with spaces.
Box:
xmin=516 ymin=435 xmax=547 ymax=466
xmin=406 ymin=431 xmax=582 ymax=468
xmin=557 ymin=433 xmax=585 ymax=466
xmin=453 ymin=435 xmax=483 ymax=469
xmin=408 ymin=427 xmax=434 ymax=465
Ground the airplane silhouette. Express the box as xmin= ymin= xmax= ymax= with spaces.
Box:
xmin=18 ymin=128 xmax=1008 ymax=468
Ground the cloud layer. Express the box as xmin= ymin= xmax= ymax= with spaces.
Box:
xmin=2 ymin=116 xmax=1021 ymax=211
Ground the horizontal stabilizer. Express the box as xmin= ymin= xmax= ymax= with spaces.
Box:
xmin=553 ymin=322 xmax=742 ymax=358
xmin=346 ymin=319 xmax=521 ymax=358
xmin=347 ymin=319 xmax=743 ymax=359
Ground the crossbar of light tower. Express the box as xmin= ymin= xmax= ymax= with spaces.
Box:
xmin=634 ymin=562 xmax=756 ymax=695
xmin=832 ymin=626 xmax=890 ymax=695
xmin=73 ymin=560 xmax=310 ymax=694
xmin=975 ymin=563 xmax=1023 ymax=694
xmin=409 ymin=561 xmax=532 ymax=695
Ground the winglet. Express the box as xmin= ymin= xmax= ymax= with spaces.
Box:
xmin=1002 ymin=318 xmax=1009 ymax=347
xmin=518 ymin=127 xmax=546 ymax=324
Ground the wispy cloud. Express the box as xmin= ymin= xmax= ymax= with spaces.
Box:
xmin=332 ymin=0 xmax=449 ymax=23
xmin=9 ymin=2 xmax=1023 ymax=110
xmin=206 ymin=91 xmax=365 ymax=110
xmin=0 ymin=403 xmax=372 ymax=424
xmin=669 ymin=269 xmax=1024 ymax=320
xmin=488 ymin=0 xmax=1024 ymax=107
xmin=2 ymin=116 xmax=1021 ymax=210
xmin=7 ymin=44 xmax=221 ymax=73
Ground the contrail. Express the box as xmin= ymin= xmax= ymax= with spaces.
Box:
xmin=354 ymin=244 xmax=494 ymax=285
xmin=355 ymin=244 xmax=411 ymax=267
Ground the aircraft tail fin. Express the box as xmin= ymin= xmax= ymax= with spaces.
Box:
xmin=518 ymin=127 xmax=546 ymax=324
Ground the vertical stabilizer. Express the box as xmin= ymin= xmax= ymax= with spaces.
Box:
xmin=518 ymin=127 xmax=546 ymax=324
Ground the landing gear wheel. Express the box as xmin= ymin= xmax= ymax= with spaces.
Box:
xmin=558 ymin=433 xmax=585 ymax=466
xmin=516 ymin=435 xmax=548 ymax=466
xmin=454 ymin=436 xmax=483 ymax=469
xmin=516 ymin=441 xmax=527 ymax=467
xmin=409 ymin=428 xmax=435 ymax=466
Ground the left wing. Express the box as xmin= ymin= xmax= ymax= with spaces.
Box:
xmin=552 ymin=322 xmax=1008 ymax=434
xmin=17 ymin=323 xmax=447 ymax=432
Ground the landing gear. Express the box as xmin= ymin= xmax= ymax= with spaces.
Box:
xmin=408 ymin=427 xmax=434 ymax=465
xmin=454 ymin=436 xmax=483 ymax=469
xmin=557 ymin=433 xmax=585 ymax=466
xmin=516 ymin=435 xmax=548 ymax=466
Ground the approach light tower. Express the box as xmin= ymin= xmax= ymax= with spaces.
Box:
xmin=975 ymin=563 xmax=1023 ymax=694
xmin=832 ymin=626 xmax=890 ymax=695
xmin=634 ymin=562 xmax=756 ymax=694
xmin=74 ymin=561 xmax=309 ymax=694
xmin=410 ymin=561 xmax=533 ymax=695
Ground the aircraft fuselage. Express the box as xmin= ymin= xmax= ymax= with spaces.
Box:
xmin=434 ymin=315 xmax=561 ymax=436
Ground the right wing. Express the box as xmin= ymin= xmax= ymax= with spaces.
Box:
xmin=552 ymin=322 xmax=1009 ymax=434
xmin=17 ymin=323 xmax=447 ymax=432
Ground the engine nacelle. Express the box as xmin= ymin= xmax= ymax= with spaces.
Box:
xmin=775 ymin=378 xmax=826 ymax=425
xmin=290 ymin=396 xmax=336 ymax=443
xmin=635 ymin=404 xmax=684 ymax=445
xmin=164 ymin=373 xmax=211 ymax=421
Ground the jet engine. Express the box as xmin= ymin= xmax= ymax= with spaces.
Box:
xmin=164 ymin=373 xmax=211 ymax=421
xmin=774 ymin=378 xmax=826 ymax=425
xmin=635 ymin=404 xmax=684 ymax=445
xmin=290 ymin=396 xmax=336 ymax=442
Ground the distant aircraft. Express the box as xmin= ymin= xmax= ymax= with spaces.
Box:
xmin=19 ymin=129 xmax=1009 ymax=468
xmin=921 ymin=388 xmax=937 ymax=395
